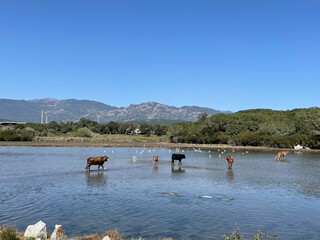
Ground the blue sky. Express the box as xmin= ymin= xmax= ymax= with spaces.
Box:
xmin=0 ymin=0 xmax=319 ymax=112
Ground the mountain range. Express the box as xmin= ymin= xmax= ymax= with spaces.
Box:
xmin=0 ymin=98 xmax=230 ymax=123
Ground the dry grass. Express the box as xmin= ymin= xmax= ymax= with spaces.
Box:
xmin=71 ymin=233 xmax=102 ymax=240
xmin=68 ymin=229 xmax=124 ymax=240
xmin=3 ymin=225 xmax=280 ymax=240
xmin=104 ymin=229 xmax=124 ymax=240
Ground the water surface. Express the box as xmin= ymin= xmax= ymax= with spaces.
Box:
xmin=0 ymin=146 xmax=320 ymax=239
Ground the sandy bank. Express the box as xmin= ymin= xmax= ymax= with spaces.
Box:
xmin=0 ymin=137 xmax=319 ymax=153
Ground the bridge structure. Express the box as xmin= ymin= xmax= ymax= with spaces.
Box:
xmin=0 ymin=121 xmax=27 ymax=126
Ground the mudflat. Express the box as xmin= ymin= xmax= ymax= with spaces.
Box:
xmin=0 ymin=137 xmax=319 ymax=153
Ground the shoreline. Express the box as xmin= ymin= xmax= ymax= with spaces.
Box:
xmin=0 ymin=138 xmax=319 ymax=153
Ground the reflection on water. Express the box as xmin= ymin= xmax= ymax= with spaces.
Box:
xmin=227 ymin=169 xmax=234 ymax=182
xmin=85 ymin=171 xmax=107 ymax=187
xmin=0 ymin=146 xmax=320 ymax=240
xmin=171 ymin=166 xmax=186 ymax=173
xmin=152 ymin=165 xmax=159 ymax=174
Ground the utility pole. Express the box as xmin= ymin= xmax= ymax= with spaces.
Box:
xmin=45 ymin=111 xmax=48 ymax=124
xmin=41 ymin=106 xmax=44 ymax=124
xmin=97 ymin=112 xmax=100 ymax=124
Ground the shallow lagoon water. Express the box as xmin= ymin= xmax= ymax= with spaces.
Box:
xmin=0 ymin=146 xmax=320 ymax=239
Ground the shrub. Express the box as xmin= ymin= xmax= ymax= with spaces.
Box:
xmin=0 ymin=225 xmax=19 ymax=240
xmin=252 ymin=231 xmax=278 ymax=239
xmin=76 ymin=127 xmax=92 ymax=137
xmin=0 ymin=130 xmax=21 ymax=141
xmin=223 ymin=226 xmax=278 ymax=240
xmin=223 ymin=226 xmax=244 ymax=240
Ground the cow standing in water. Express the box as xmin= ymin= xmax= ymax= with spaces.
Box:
xmin=274 ymin=151 xmax=289 ymax=161
xmin=153 ymin=155 xmax=159 ymax=165
xmin=171 ymin=153 xmax=185 ymax=165
xmin=85 ymin=156 xmax=109 ymax=171
xmin=226 ymin=155 xmax=234 ymax=170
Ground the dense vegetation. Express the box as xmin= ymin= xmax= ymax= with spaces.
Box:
xmin=0 ymin=118 xmax=168 ymax=141
xmin=168 ymin=107 xmax=320 ymax=149
xmin=1 ymin=107 xmax=320 ymax=149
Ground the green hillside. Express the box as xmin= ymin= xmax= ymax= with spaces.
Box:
xmin=167 ymin=107 xmax=320 ymax=149
xmin=1 ymin=107 xmax=320 ymax=149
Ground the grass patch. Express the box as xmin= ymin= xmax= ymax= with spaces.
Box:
xmin=223 ymin=226 xmax=279 ymax=240
xmin=36 ymin=134 xmax=168 ymax=144
xmin=0 ymin=225 xmax=19 ymax=240
xmin=95 ymin=134 xmax=167 ymax=142
xmin=1 ymin=225 xmax=279 ymax=240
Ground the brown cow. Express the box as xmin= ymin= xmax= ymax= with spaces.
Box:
xmin=226 ymin=155 xmax=234 ymax=170
xmin=274 ymin=151 xmax=289 ymax=161
xmin=85 ymin=155 xmax=109 ymax=171
xmin=153 ymin=155 xmax=159 ymax=165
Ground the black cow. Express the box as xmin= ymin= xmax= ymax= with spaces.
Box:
xmin=171 ymin=153 xmax=185 ymax=165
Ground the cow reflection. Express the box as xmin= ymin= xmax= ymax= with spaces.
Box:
xmin=85 ymin=171 xmax=107 ymax=186
xmin=153 ymin=164 xmax=159 ymax=174
xmin=171 ymin=166 xmax=186 ymax=173
xmin=227 ymin=169 xmax=234 ymax=182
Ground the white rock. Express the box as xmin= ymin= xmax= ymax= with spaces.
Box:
xmin=24 ymin=220 xmax=47 ymax=240
xmin=50 ymin=224 xmax=63 ymax=240
xmin=102 ymin=236 xmax=111 ymax=240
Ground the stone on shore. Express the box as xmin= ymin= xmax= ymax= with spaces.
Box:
xmin=50 ymin=224 xmax=63 ymax=240
xmin=24 ymin=220 xmax=47 ymax=240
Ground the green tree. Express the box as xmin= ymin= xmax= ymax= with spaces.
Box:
xmin=106 ymin=121 xmax=120 ymax=134
xmin=139 ymin=123 xmax=152 ymax=136
xmin=197 ymin=113 xmax=208 ymax=122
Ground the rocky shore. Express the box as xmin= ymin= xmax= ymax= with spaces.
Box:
xmin=2 ymin=222 xmax=279 ymax=240
xmin=2 ymin=221 xmax=174 ymax=240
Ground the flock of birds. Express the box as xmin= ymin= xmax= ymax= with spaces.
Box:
xmin=97 ymin=147 xmax=289 ymax=172
xmin=103 ymin=147 xmax=254 ymax=170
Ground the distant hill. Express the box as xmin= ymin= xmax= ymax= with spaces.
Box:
xmin=0 ymin=118 xmax=15 ymax=122
xmin=0 ymin=99 xmax=230 ymax=123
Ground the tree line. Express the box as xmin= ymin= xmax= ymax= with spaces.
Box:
xmin=1 ymin=107 xmax=320 ymax=149
xmin=168 ymin=107 xmax=320 ymax=149
xmin=0 ymin=118 xmax=168 ymax=141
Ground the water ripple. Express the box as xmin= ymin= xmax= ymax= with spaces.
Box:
xmin=1 ymin=147 xmax=320 ymax=239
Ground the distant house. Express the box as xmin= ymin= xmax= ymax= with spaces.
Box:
xmin=134 ymin=128 xmax=142 ymax=134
